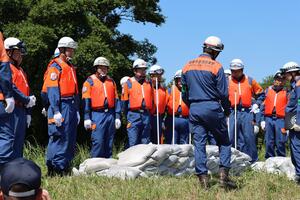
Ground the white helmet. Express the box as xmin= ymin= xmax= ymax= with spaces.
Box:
xmin=274 ymin=70 xmax=283 ymax=79
xmin=93 ymin=57 xmax=110 ymax=67
xmin=203 ymin=36 xmax=224 ymax=52
xmin=133 ymin=58 xmax=147 ymax=69
xmin=120 ymin=76 xmax=130 ymax=86
xmin=4 ymin=37 xmax=26 ymax=54
xmin=174 ymin=69 xmax=182 ymax=79
xmin=224 ymin=69 xmax=231 ymax=75
xmin=282 ymin=61 xmax=300 ymax=73
xmin=149 ymin=64 xmax=164 ymax=75
xmin=54 ymin=48 xmax=60 ymax=57
xmin=230 ymin=58 xmax=244 ymax=70
xmin=57 ymin=37 xmax=77 ymax=49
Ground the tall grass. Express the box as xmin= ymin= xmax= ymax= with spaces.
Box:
xmin=22 ymin=142 xmax=299 ymax=200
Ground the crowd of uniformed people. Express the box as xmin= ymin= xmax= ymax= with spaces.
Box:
xmin=1 ymin=30 xmax=300 ymax=189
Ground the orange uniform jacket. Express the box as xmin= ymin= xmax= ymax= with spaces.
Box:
xmin=122 ymin=77 xmax=153 ymax=111
xmin=151 ymin=86 xmax=168 ymax=115
xmin=82 ymin=74 xmax=118 ymax=109
xmin=167 ymin=86 xmax=189 ymax=117
xmin=228 ymin=75 xmax=263 ymax=108
xmin=264 ymin=86 xmax=287 ymax=118
xmin=44 ymin=57 xmax=78 ymax=97
xmin=0 ymin=32 xmax=13 ymax=99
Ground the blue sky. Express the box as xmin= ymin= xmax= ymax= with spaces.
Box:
xmin=118 ymin=1 xmax=300 ymax=83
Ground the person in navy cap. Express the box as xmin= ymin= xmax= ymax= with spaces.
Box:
xmin=0 ymin=158 xmax=51 ymax=200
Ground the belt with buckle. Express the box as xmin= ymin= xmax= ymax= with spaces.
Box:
xmin=175 ymin=114 xmax=188 ymax=118
xmin=92 ymin=108 xmax=109 ymax=112
xmin=131 ymin=109 xmax=146 ymax=113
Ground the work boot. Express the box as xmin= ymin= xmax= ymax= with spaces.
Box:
xmin=47 ymin=166 xmax=55 ymax=177
xmin=219 ymin=168 xmax=237 ymax=189
xmin=197 ymin=174 xmax=210 ymax=189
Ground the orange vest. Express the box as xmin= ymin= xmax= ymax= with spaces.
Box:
xmin=41 ymin=60 xmax=55 ymax=93
xmin=151 ymin=86 xmax=167 ymax=114
xmin=89 ymin=75 xmax=116 ymax=109
xmin=128 ymin=77 xmax=153 ymax=110
xmin=0 ymin=33 xmax=9 ymax=100
xmin=264 ymin=87 xmax=287 ymax=118
xmin=10 ymin=64 xmax=29 ymax=97
xmin=167 ymin=86 xmax=189 ymax=116
xmin=54 ymin=58 xmax=78 ymax=97
xmin=228 ymin=76 xmax=252 ymax=108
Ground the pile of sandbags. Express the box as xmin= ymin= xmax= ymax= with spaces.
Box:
xmin=251 ymin=157 xmax=296 ymax=180
xmin=73 ymin=144 xmax=252 ymax=179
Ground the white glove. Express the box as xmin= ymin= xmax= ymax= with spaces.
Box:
xmin=254 ymin=125 xmax=259 ymax=134
xmin=53 ymin=112 xmax=63 ymax=127
xmin=260 ymin=121 xmax=266 ymax=131
xmin=26 ymin=95 xmax=36 ymax=108
xmin=84 ymin=119 xmax=92 ymax=130
xmin=5 ymin=97 xmax=15 ymax=113
xmin=77 ymin=111 xmax=80 ymax=125
xmin=41 ymin=108 xmax=47 ymax=117
xmin=250 ymin=103 xmax=260 ymax=114
xmin=115 ymin=118 xmax=121 ymax=129
xmin=292 ymin=124 xmax=300 ymax=132
xmin=27 ymin=115 xmax=31 ymax=128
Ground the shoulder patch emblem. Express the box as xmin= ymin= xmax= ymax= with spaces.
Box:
xmin=50 ymin=73 xmax=58 ymax=81
xmin=82 ymin=86 xmax=87 ymax=93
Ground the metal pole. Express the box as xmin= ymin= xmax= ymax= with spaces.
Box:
xmin=156 ymin=77 xmax=160 ymax=145
xmin=172 ymin=81 xmax=175 ymax=145
xmin=234 ymin=91 xmax=237 ymax=149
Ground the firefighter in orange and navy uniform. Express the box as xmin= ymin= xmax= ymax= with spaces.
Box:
xmin=0 ymin=32 xmax=17 ymax=167
xmin=149 ymin=64 xmax=167 ymax=144
xmin=182 ymin=36 xmax=236 ymax=189
xmin=260 ymin=71 xmax=288 ymax=158
xmin=122 ymin=58 xmax=153 ymax=147
xmin=40 ymin=48 xmax=60 ymax=117
xmin=44 ymin=37 xmax=80 ymax=176
xmin=4 ymin=37 xmax=36 ymax=158
xmin=228 ymin=58 xmax=265 ymax=163
xmin=165 ymin=69 xmax=190 ymax=144
xmin=82 ymin=57 xmax=121 ymax=158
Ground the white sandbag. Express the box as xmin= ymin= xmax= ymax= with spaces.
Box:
xmin=251 ymin=161 xmax=265 ymax=171
xmin=178 ymin=144 xmax=193 ymax=157
xmin=234 ymin=154 xmax=252 ymax=162
xmin=172 ymin=157 xmax=190 ymax=169
xmin=158 ymin=165 xmax=170 ymax=175
xmin=96 ymin=166 xmax=142 ymax=180
xmin=143 ymin=165 xmax=159 ymax=176
xmin=187 ymin=157 xmax=195 ymax=168
xmin=134 ymin=158 xmax=158 ymax=170
xmin=150 ymin=145 xmax=173 ymax=164
xmin=231 ymin=148 xmax=240 ymax=156
xmin=72 ymin=167 xmax=81 ymax=176
xmin=117 ymin=144 xmax=157 ymax=167
xmin=206 ymin=156 xmax=219 ymax=170
xmin=170 ymin=145 xmax=182 ymax=155
xmin=78 ymin=158 xmax=117 ymax=174
xmin=161 ymin=155 xmax=179 ymax=167
xmin=175 ymin=169 xmax=190 ymax=176
xmin=277 ymin=158 xmax=295 ymax=180
xmin=206 ymin=145 xmax=219 ymax=157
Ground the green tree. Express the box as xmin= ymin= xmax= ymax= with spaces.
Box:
xmin=259 ymin=75 xmax=273 ymax=89
xmin=0 ymin=0 xmax=165 ymax=145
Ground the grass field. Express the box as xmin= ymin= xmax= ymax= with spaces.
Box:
xmin=23 ymin=142 xmax=300 ymax=200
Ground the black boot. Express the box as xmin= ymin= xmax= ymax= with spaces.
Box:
xmin=197 ymin=174 xmax=210 ymax=189
xmin=219 ymin=168 xmax=237 ymax=189
xmin=47 ymin=166 xmax=56 ymax=177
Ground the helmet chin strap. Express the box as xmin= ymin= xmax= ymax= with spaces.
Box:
xmin=8 ymin=50 xmax=20 ymax=66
